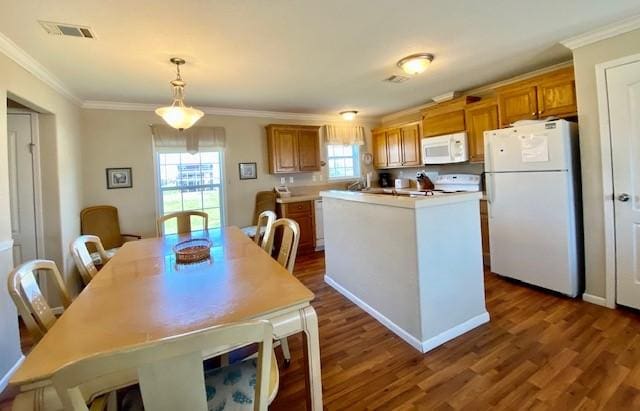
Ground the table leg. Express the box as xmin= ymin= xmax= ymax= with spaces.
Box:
xmin=301 ymin=306 xmax=322 ymax=410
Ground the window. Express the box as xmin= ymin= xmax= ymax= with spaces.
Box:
xmin=327 ymin=144 xmax=360 ymax=179
xmin=156 ymin=151 xmax=224 ymax=234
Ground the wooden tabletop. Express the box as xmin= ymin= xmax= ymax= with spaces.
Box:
xmin=11 ymin=226 xmax=314 ymax=385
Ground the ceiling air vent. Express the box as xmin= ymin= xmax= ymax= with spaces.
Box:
xmin=383 ymin=75 xmax=410 ymax=84
xmin=39 ymin=21 xmax=95 ymax=39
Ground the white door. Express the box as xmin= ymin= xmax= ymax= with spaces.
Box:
xmin=608 ymin=60 xmax=640 ymax=310
xmin=8 ymin=112 xmax=40 ymax=265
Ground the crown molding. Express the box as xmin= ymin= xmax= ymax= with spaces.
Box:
xmin=561 ymin=14 xmax=640 ymax=50
xmin=0 ymin=32 xmax=81 ymax=105
xmin=82 ymin=100 xmax=380 ymax=123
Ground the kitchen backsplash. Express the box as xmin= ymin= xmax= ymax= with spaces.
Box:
xmin=385 ymin=163 xmax=485 ymax=188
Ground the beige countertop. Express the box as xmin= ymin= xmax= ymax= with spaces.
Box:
xmin=320 ymin=190 xmax=482 ymax=209
xmin=276 ymin=194 xmax=322 ymax=203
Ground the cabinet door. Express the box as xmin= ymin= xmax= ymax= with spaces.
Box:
xmin=422 ymin=110 xmax=466 ymax=137
xmin=537 ymin=77 xmax=577 ymax=118
xmin=386 ymin=129 xmax=403 ymax=167
xmin=297 ymin=129 xmax=321 ymax=171
xmin=498 ymin=85 xmax=538 ymax=127
xmin=272 ymin=128 xmax=298 ymax=173
xmin=283 ymin=201 xmax=315 ymax=255
xmin=372 ymin=130 xmax=388 ymax=168
xmin=400 ymin=123 xmax=421 ymax=166
xmin=465 ymin=102 xmax=498 ymax=163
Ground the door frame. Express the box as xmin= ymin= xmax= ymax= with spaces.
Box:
xmin=7 ymin=109 xmax=46 ymax=261
xmin=595 ymin=52 xmax=640 ymax=309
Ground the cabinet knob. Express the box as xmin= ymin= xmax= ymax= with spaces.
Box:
xmin=618 ymin=193 xmax=631 ymax=202
xmin=531 ymin=112 xmax=536 ymax=116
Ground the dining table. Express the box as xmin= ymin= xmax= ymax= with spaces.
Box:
xmin=10 ymin=226 xmax=323 ymax=409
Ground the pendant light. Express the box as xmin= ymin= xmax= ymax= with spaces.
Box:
xmin=155 ymin=58 xmax=204 ymax=130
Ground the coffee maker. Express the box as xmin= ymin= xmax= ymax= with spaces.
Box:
xmin=378 ymin=172 xmax=392 ymax=188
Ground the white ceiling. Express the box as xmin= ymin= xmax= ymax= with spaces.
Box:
xmin=1 ymin=0 xmax=640 ymax=117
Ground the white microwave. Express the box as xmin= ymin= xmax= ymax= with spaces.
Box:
xmin=421 ymin=132 xmax=469 ymax=164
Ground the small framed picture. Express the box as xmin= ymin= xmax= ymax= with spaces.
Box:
xmin=238 ymin=162 xmax=257 ymax=180
xmin=106 ymin=167 xmax=133 ymax=189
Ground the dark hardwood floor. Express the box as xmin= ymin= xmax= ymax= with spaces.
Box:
xmin=271 ymin=251 xmax=640 ymax=410
xmin=4 ymin=251 xmax=640 ymax=410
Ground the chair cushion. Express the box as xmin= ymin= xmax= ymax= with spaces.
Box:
xmin=240 ymin=226 xmax=266 ymax=239
xmin=120 ymin=355 xmax=278 ymax=411
xmin=90 ymin=248 xmax=118 ymax=266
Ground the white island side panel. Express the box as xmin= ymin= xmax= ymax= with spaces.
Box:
xmin=323 ymin=197 xmax=422 ymax=340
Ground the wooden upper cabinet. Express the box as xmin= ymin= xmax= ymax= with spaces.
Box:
xmin=385 ymin=128 xmax=403 ymax=167
xmin=537 ymin=76 xmax=577 ymax=118
xmin=465 ymin=99 xmax=499 ymax=163
xmin=497 ymin=85 xmax=538 ymax=127
xmin=372 ymin=130 xmax=388 ymax=168
xmin=400 ymin=123 xmax=421 ymax=166
xmin=496 ymin=66 xmax=577 ymax=127
xmin=297 ymin=129 xmax=321 ymax=171
xmin=421 ymin=96 xmax=480 ymax=138
xmin=266 ymin=125 xmax=320 ymax=174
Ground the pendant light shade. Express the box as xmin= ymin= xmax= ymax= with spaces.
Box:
xmin=156 ymin=58 xmax=204 ymax=130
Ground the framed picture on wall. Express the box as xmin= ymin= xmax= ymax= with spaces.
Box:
xmin=238 ymin=162 xmax=257 ymax=180
xmin=106 ymin=167 xmax=133 ymax=189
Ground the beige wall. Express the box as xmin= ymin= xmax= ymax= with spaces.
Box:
xmin=81 ymin=109 xmax=376 ymax=238
xmin=573 ymin=28 xmax=640 ymax=298
xmin=0 ymin=53 xmax=84 ymax=385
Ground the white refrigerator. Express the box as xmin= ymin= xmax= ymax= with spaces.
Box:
xmin=484 ymin=120 xmax=581 ymax=297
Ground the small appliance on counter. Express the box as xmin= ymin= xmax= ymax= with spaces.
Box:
xmin=433 ymin=174 xmax=481 ymax=192
xmin=395 ymin=178 xmax=411 ymax=189
xmin=378 ymin=172 xmax=392 ymax=188
xmin=274 ymin=185 xmax=291 ymax=198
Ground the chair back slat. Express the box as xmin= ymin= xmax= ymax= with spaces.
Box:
xmin=70 ymin=235 xmax=110 ymax=286
xmin=80 ymin=206 xmax=123 ymax=250
xmin=52 ymin=321 xmax=274 ymax=411
xmin=157 ymin=211 xmax=209 ymax=235
xmin=8 ymin=260 xmax=71 ymax=343
xmin=264 ymin=218 xmax=300 ymax=273
xmin=255 ymin=210 xmax=277 ymax=250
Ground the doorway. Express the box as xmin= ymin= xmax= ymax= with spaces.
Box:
xmin=598 ymin=54 xmax=640 ymax=310
xmin=7 ymin=107 xmax=44 ymax=267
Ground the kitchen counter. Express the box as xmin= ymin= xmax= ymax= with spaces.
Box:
xmin=320 ymin=190 xmax=482 ymax=209
xmin=276 ymin=194 xmax=321 ymax=204
xmin=321 ymin=189 xmax=489 ymax=353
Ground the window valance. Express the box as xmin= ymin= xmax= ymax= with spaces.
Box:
xmin=321 ymin=125 xmax=365 ymax=146
xmin=150 ymin=124 xmax=226 ymax=153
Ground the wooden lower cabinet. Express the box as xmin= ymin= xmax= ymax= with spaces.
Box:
xmin=277 ymin=200 xmax=316 ymax=255
xmin=480 ymin=199 xmax=490 ymax=268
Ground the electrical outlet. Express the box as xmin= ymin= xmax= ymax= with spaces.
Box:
xmin=312 ymin=174 xmax=317 ymax=182
xmin=289 ymin=176 xmax=294 ymax=184
xmin=319 ymin=174 xmax=324 ymax=181
xmin=280 ymin=177 xmax=285 ymax=185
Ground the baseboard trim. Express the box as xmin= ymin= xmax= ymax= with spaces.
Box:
xmin=420 ymin=312 xmax=490 ymax=353
xmin=324 ymin=275 xmax=424 ymax=352
xmin=0 ymin=354 xmax=25 ymax=394
xmin=324 ymin=275 xmax=490 ymax=353
xmin=582 ymin=293 xmax=612 ymax=308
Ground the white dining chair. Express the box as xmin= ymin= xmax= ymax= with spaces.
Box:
xmin=70 ymin=235 xmax=111 ymax=286
xmin=8 ymin=259 xmax=72 ymax=343
xmin=157 ymin=211 xmax=209 ymax=235
xmin=242 ymin=210 xmax=276 ymax=251
xmin=51 ymin=321 xmax=279 ymax=411
xmin=263 ymin=218 xmax=301 ymax=367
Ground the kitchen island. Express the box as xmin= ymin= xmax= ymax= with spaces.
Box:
xmin=320 ymin=190 xmax=489 ymax=353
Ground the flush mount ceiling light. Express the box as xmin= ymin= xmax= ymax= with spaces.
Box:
xmin=397 ymin=53 xmax=434 ymax=75
xmin=340 ymin=110 xmax=358 ymax=121
xmin=155 ymin=58 xmax=204 ymax=130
